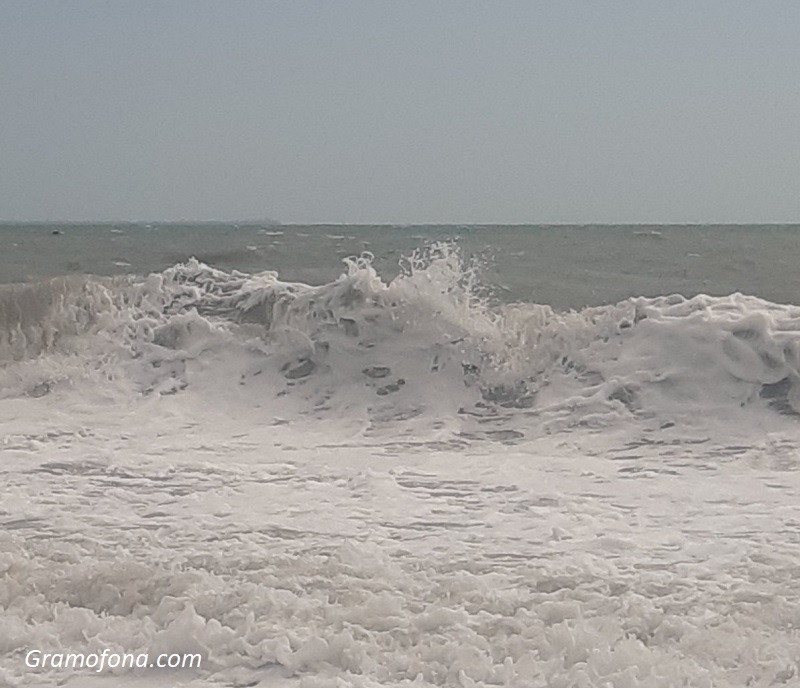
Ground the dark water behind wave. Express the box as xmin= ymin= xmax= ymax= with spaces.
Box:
xmin=2 ymin=223 xmax=800 ymax=310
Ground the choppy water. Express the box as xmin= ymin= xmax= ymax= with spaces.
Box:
xmin=2 ymin=224 xmax=800 ymax=687
xmin=3 ymin=222 xmax=800 ymax=308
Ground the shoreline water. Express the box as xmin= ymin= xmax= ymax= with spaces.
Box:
xmin=3 ymin=228 xmax=800 ymax=686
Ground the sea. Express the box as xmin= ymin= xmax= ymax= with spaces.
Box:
xmin=2 ymin=223 xmax=800 ymax=687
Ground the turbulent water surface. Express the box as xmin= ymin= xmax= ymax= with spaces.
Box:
xmin=2 ymin=224 xmax=800 ymax=687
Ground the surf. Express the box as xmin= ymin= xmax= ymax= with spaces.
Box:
xmin=2 ymin=245 xmax=800 ymax=435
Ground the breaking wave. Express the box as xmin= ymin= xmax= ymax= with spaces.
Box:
xmin=6 ymin=243 xmax=800 ymax=688
xmin=3 ymin=244 xmax=800 ymax=431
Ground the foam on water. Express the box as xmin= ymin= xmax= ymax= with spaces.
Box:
xmin=2 ymin=245 xmax=800 ymax=427
xmin=3 ymin=245 xmax=800 ymax=686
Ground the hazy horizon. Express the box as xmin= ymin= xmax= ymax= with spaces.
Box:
xmin=3 ymin=219 xmax=800 ymax=227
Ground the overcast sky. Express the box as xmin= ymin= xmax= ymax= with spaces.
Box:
xmin=1 ymin=1 xmax=799 ymax=224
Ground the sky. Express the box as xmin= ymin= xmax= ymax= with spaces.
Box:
xmin=1 ymin=1 xmax=800 ymax=224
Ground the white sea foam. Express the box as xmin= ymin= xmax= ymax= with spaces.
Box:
xmin=2 ymin=247 xmax=800 ymax=686
xmin=3 ymin=246 xmax=800 ymax=424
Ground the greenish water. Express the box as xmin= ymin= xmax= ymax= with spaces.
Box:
xmin=1 ymin=223 xmax=798 ymax=310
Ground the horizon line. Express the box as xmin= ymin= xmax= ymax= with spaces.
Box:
xmin=2 ymin=220 xmax=800 ymax=227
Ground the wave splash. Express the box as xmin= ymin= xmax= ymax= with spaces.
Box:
xmin=3 ymin=244 xmax=800 ymax=430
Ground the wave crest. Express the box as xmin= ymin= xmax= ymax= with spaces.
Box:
xmin=3 ymin=247 xmax=800 ymax=426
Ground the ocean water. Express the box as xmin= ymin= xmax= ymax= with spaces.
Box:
xmin=2 ymin=224 xmax=800 ymax=687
